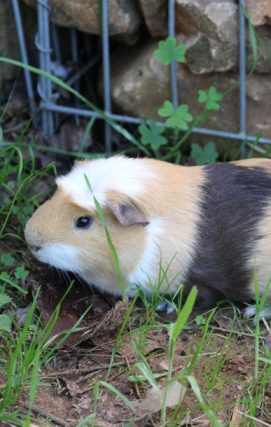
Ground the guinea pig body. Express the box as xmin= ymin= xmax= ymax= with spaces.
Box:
xmin=24 ymin=156 xmax=271 ymax=308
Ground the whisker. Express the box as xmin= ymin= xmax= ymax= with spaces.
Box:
xmin=74 ymin=272 xmax=89 ymax=290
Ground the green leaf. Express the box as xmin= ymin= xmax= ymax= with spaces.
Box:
xmin=187 ymin=376 xmax=223 ymax=427
xmin=6 ymin=180 xmax=16 ymax=192
xmin=169 ymin=287 xmax=198 ymax=346
xmin=158 ymin=100 xmax=175 ymax=117
xmin=14 ymin=265 xmax=29 ymax=280
xmin=195 ymin=315 xmax=207 ymax=326
xmin=134 ymin=361 xmax=159 ymax=389
xmin=0 ymin=314 xmax=12 ymax=332
xmin=0 ymin=272 xmax=28 ymax=294
xmin=0 ymin=253 xmax=15 ymax=267
xmin=191 ymin=142 xmax=218 ymax=165
xmin=198 ymin=86 xmax=223 ymax=111
xmin=158 ymin=101 xmax=193 ymax=130
xmin=99 ymin=381 xmax=135 ymax=412
xmin=154 ymin=37 xmax=186 ymax=65
xmin=0 ymin=293 xmax=12 ymax=309
xmin=258 ymin=357 xmax=271 ymax=364
xmin=138 ymin=121 xmax=167 ymax=151
xmin=167 ymin=105 xmax=193 ymax=129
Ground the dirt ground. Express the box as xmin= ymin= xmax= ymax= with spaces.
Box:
xmin=5 ymin=262 xmax=269 ymax=427
xmin=1 ymin=88 xmax=271 ymax=427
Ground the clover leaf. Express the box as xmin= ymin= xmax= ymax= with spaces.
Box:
xmin=191 ymin=142 xmax=218 ymax=165
xmin=195 ymin=315 xmax=207 ymax=326
xmin=0 ymin=293 xmax=12 ymax=309
xmin=154 ymin=37 xmax=186 ymax=65
xmin=198 ymin=86 xmax=223 ymax=111
xmin=158 ymin=101 xmax=193 ymax=130
xmin=139 ymin=121 xmax=167 ymax=151
xmin=158 ymin=100 xmax=175 ymax=118
xmin=14 ymin=265 xmax=29 ymax=280
xmin=0 ymin=253 xmax=15 ymax=267
xmin=0 ymin=293 xmax=12 ymax=332
xmin=0 ymin=314 xmax=12 ymax=332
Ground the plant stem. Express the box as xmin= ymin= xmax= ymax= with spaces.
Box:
xmin=163 ymin=110 xmax=210 ymax=161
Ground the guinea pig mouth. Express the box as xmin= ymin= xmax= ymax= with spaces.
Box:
xmin=28 ymin=244 xmax=42 ymax=253
xmin=30 ymin=242 xmax=82 ymax=273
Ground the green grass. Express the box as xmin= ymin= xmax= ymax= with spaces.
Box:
xmin=1 ymin=133 xmax=271 ymax=426
xmin=0 ymin=27 xmax=271 ymax=424
xmin=0 ymin=143 xmax=89 ymax=425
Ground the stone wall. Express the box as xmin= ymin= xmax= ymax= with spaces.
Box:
xmin=20 ymin=0 xmax=271 ymax=137
xmin=0 ymin=3 xmax=37 ymax=82
xmin=0 ymin=2 xmax=19 ymax=81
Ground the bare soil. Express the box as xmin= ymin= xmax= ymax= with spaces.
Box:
xmin=10 ymin=264 xmax=271 ymax=427
xmin=1 ymin=90 xmax=271 ymax=426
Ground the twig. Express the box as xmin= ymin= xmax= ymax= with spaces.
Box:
xmin=41 ymin=362 xmax=123 ymax=378
xmin=229 ymin=396 xmax=242 ymax=427
xmin=262 ymin=317 xmax=271 ymax=335
xmin=237 ymin=410 xmax=271 ymax=427
xmin=29 ymin=404 xmax=68 ymax=426
xmin=211 ymin=326 xmax=265 ymax=339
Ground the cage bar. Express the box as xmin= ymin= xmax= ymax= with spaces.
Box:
xmin=12 ymin=0 xmax=271 ymax=147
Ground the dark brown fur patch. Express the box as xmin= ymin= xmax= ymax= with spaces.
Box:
xmin=185 ymin=163 xmax=271 ymax=307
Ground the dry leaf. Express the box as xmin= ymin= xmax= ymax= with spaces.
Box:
xmin=133 ymin=380 xmax=186 ymax=415
xmin=159 ymin=360 xmax=169 ymax=371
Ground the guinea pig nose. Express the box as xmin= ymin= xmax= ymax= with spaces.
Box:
xmin=29 ymin=244 xmax=41 ymax=252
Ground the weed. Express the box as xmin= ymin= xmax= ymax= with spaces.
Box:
xmin=137 ymin=37 xmax=223 ymax=163
xmin=0 ymin=16 xmax=270 ymax=426
xmin=191 ymin=142 xmax=218 ymax=165
xmin=0 ymin=142 xmax=90 ymax=424
xmin=0 ymin=292 xmax=12 ymax=332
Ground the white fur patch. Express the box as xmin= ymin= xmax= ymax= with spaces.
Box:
xmin=244 ymin=304 xmax=271 ymax=320
xmin=56 ymin=156 xmax=154 ymax=211
xmin=129 ymin=219 xmax=164 ymax=292
xmin=33 ymin=243 xmax=82 ymax=273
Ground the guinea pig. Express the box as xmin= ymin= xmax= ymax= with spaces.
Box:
xmin=24 ymin=155 xmax=271 ymax=315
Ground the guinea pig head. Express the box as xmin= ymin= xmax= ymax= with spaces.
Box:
xmin=24 ymin=157 xmax=153 ymax=295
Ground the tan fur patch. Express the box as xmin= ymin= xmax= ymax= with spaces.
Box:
xmin=25 ymin=158 xmax=206 ymax=295
xmin=250 ymin=199 xmax=271 ymax=296
xmin=232 ymin=158 xmax=271 ymax=173
xmin=25 ymin=188 xmax=147 ymax=294
xmin=127 ymin=158 xmax=206 ymax=293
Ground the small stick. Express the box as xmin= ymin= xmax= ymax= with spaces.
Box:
xmin=262 ymin=317 xmax=271 ymax=335
xmin=237 ymin=410 xmax=271 ymax=427
xmin=41 ymin=362 xmax=123 ymax=378
xmin=211 ymin=326 xmax=265 ymax=339
xmin=29 ymin=404 xmax=68 ymax=427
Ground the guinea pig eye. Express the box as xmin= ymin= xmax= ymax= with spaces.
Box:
xmin=75 ymin=216 xmax=93 ymax=229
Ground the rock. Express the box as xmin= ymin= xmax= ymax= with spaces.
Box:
xmin=0 ymin=2 xmax=20 ymax=81
xmin=178 ymin=31 xmax=238 ymax=74
xmin=138 ymin=0 xmax=167 ymax=38
xmin=247 ymin=75 xmax=271 ymax=137
xmin=111 ymin=43 xmax=169 ymax=120
xmin=247 ymin=0 xmax=271 ymax=26
xmin=23 ymin=0 xmax=142 ymax=44
xmin=175 ymin=0 xmax=238 ymax=74
xmin=110 ymin=41 xmax=271 ymax=138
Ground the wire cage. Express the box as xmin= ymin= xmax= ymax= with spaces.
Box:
xmin=11 ymin=0 xmax=271 ymax=154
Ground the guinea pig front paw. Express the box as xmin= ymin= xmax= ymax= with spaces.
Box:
xmin=244 ymin=304 xmax=271 ymax=321
xmin=126 ymin=283 xmax=140 ymax=298
xmin=156 ymin=300 xmax=176 ymax=314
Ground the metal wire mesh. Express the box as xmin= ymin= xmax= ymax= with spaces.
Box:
xmin=12 ymin=0 xmax=271 ymax=153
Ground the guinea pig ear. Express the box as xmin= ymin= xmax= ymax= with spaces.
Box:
xmin=108 ymin=201 xmax=149 ymax=226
